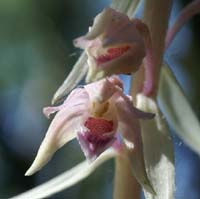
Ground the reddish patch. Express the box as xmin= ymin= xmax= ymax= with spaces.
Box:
xmin=78 ymin=117 xmax=115 ymax=160
xmin=84 ymin=117 xmax=113 ymax=136
xmin=96 ymin=46 xmax=130 ymax=64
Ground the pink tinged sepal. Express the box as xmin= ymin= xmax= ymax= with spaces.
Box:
xmin=74 ymin=8 xmax=146 ymax=82
xmin=25 ymin=88 xmax=89 ymax=176
xmin=115 ymin=94 xmax=155 ymax=194
xmin=77 ymin=117 xmax=116 ymax=161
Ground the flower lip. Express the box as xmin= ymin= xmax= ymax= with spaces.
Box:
xmin=96 ymin=45 xmax=130 ymax=65
xmin=78 ymin=117 xmax=115 ymax=161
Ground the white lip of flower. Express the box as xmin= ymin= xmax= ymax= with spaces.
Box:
xmin=25 ymin=76 xmax=155 ymax=194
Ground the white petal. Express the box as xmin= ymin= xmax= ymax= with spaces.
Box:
xmin=136 ymin=94 xmax=175 ymax=199
xmin=11 ymin=149 xmax=117 ymax=199
xmin=159 ymin=64 xmax=200 ymax=155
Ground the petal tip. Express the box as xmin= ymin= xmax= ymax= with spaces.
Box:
xmin=25 ymin=141 xmax=57 ymax=177
xmin=25 ymin=168 xmax=35 ymax=176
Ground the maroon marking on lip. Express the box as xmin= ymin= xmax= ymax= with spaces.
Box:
xmin=96 ymin=46 xmax=130 ymax=64
xmin=84 ymin=117 xmax=113 ymax=137
xmin=78 ymin=117 xmax=115 ymax=160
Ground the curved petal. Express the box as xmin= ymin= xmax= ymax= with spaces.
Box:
xmin=43 ymin=106 xmax=62 ymax=119
xmin=73 ymin=36 xmax=93 ymax=50
xmin=115 ymin=95 xmax=155 ymax=194
xmin=26 ymin=89 xmax=90 ymax=176
xmin=45 ymin=88 xmax=89 ymax=118
xmin=102 ymin=19 xmax=143 ymax=47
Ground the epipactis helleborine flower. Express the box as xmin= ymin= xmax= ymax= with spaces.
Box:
xmin=25 ymin=76 xmax=154 ymax=193
xmin=74 ymin=8 xmax=148 ymax=82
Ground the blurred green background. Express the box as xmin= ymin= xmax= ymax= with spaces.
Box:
xmin=0 ymin=0 xmax=200 ymax=199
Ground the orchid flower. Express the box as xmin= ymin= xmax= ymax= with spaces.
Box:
xmin=74 ymin=8 xmax=147 ymax=83
xmin=25 ymin=76 xmax=155 ymax=194
xmin=52 ymin=7 xmax=152 ymax=104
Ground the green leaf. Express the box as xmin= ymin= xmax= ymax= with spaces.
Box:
xmin=159 ymin=63 xmax=200 ymax=155
xmin=136 ymin=94 xmax=175 ymax=199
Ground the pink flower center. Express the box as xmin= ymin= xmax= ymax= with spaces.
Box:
xmin=96 ymin=45 xmax=130 ymax=64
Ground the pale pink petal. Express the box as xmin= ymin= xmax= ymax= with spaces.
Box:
xmin=73 ymin=36 xmax=93 ymax=49
xmin=115 ymin=95 xmax=155 ymax=194
xmin=43 ymin=106 xmax=62 ymax=119
xmin=102 ymin=18 xmax=143 ymax=47
xmin=26 ymin=89 xmax=90 ymax=176
xmin=43 ymin=88 xmax=88 ymax=118
xmin=73 ymin=37 xmax=101 ymax=50
xmin=65 ymin=88 xmax=89 ymax=106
